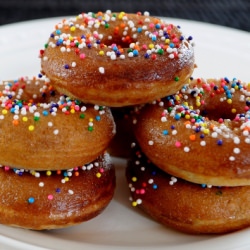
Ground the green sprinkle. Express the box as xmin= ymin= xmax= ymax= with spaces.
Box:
xmin=79 ymin=114 xmax=85 ymax=119
xmin=88 ymin=126 xmax=93 ymax=131
xmin=174 ymin=76 xmax=179 ymax=81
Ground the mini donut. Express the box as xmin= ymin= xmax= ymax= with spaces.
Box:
xmin=0 ymin=152 xmax=115 ymax=230
xmin=126 ymin=144 xmax=250 ymax=234
xmin=40 ymin=10 xmax=195 ymax=107
xmin=0 ymin=77 xmax=115 ymax=170
xmin=133 ymin=77 xmax=250 ymax=186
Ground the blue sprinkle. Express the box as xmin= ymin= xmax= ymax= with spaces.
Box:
xmin=95 ymin=115 xmax=101 ymax=121
xmin=56 ymin=29 xmax=61 ymax=35
xmin=162 ymin=130 xmax=169 ymax=135
xmin=174 ymin=114 xmax=181 ymax=120
xmin=144 ymin=53 xmax=150 ymax=59
xmin=42 ymin=110 xmax=49 ymax=116
xmin=201 ymin=184 xmax=206 ymax=188
xmin=133 ymin=50 xmax=139 ymax=56
xmin=28 ymin=197 xmax=35 ymax=204
xmin=152 ymin=184 xmax=158 ymax=189
xmin=137 ymin=27 xmax=142 ymax=33
xmin=217 ymin=139 xmax=223 ymax=146
xmin=155 ymin=23 xmax=161 ymax=29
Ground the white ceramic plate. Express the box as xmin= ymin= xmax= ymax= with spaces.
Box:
xmin=0 ymin=17 xmax=250 ymax=250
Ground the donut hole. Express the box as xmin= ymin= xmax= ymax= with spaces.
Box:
xmin=200 ymin=104 xmax=236 ymax=121
xmin=101 ymin=36 xmax=136 ymax=49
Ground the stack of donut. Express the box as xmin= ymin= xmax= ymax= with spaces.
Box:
xmin=1 ymin=10 xmax=195 ymax=230
xmin=126 ymin=77 xmax=250 ymax=234
xmin=0 ymin=77 xmax=116 ymax=230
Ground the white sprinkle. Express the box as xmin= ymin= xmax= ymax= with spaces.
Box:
xmin=39 ymin=182 xmax=44 ymax=187
xmin=233 ymin=137 xmax=240 ymax=144
xmin=110 ymin=54 xmax=116 ymax=60
xmin=53 ymin=129 xmax=59 ymax=135
xmin=35 ymin=172 xmax=40 ymax=178
xmin=211 ymin=132 xmax=218 ymax=138
xmin=200 ymin=141 xmax=206 ymax=146
xmin=184 ymin=146 xmax=190 ymax=152
xmin=48 ymin=122 xmax=53 ymax=127
xmin=148 ymin=179 xmax=154 ymax=184
xmin=136 ymin=199 xmax=142 ymax=204
xmin=68 ymin=190 xmax=74 ymax=195
xmin=71 ymin=62 xmax=76 ymax=67
xmin=229 ymin=156 xmax=235 ymax=161
xmin=245 ymin=138 xmax=250 ymax=144
xmin=99 ymin=67 xmax=105 ymax=74
xmin=172 ymin=130 xmax=177 ymax=135
xmin=161 ymin=117 xmax=167 ymax=122
xmin=233 ymin=148 xmax=240 ymax=154
xmin=148 ymin=140 xmax=154 ymax=146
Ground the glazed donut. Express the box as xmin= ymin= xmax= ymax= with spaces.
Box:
xmin=0 ymin=152 xmax=115 ymax=230
xmin=126 ymin=145 xmax=250 ymax=234
xmin=40 ymin=10 xmax=195 ymax=107
xmin=134 ymin=77 xmax=250 ymax=186
xmin=0 ymin=77 xmax=115 ymax=170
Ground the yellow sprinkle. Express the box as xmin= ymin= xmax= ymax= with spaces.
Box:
xmin=30 ymin=170 xmax=36 ymax=176
xmin=204 ymin=128 xmax=210 ymax=134
xmin=165 ymin=39 xmax=170 ymax=44
xmin=99 ymin=50 xmax=104 ymax=56
xmin=64 ymin=177 xmax=69 ymax=182
xmin=231 ymin=108 xmax=237 ymax=113
xmin=28 ymin=125 xmax=35 ymax=131
xmin=185 ymin=114 xmax=190 ymax=119
xmin=70 ymin=109 xmax=75 ymax=114
xmin=46 ymin=170 xmax=52 ymax=176
xmin=70 ymin=26 xmax=76 ymax=32
xmin=96 ymin=172 xmax=102 ymax=178
xmin=234 ymin=85 xmax=239 ymax=90
xmin=148 ymin=43 xmax=154 ymax=49
xmin=89 ymin=118 xmax=93 ymax=122
xmin=132 ymin=201 xmax=138 ymax=207
xmin=69 ymin=36 xmax=73 ymax=41
xmin=132 ymin=177 xmax=137 ymax=182
xmin=2 ymin=109 xmax=7 ymax=115
xmin=22 ymin=117 xmax=28 ymax=122
xmin=175 ymin=95 xmax=180 ymax=101
xmin=118 ymin=12 xmax=125 ymax=19
xmin=227 ymin=99 xmax=232 ymax=104
xmin=196 ymin=102 xmax=201 ymax=107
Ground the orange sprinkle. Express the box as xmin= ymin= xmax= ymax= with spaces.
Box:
xmin=189 ymin=134 xmax=196 ymax=141
xmin=74 ymin=171 xmax=80 ymax=177
xmin=12 ymin=120 xmax=19 ymax=126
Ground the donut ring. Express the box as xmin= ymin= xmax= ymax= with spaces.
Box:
xmin=126 ymin=145 xmax=250 ymax=234
xmin=40 ymin=11 xmax=195 ymax=107
xmin=0 ymin=153 xmax=115 ymax=230
xmin=0 ymin=77 xmax=115 ymax=170
xmin=134 ymin=77 xmax=250 ymax=186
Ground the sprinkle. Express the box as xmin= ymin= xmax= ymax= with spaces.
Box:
xmin=148 ymin=140 xmax=154 ymax=145
xmin=99 ymin=67 xmax=105 ymax=74
xmin=48 ymin=194 xmax=54 ymax=200
xmin=28 ymin=197 xmax=35 ymax=204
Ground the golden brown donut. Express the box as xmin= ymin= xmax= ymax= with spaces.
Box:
xmin=126 ymin=144 xmax=250 ymax=234
xmin=0 ymin=77 xmax=115 ymax=170
xmin=40 ymin=11 xmax=195 ymax=107
xmin=0 ymin=153 xmax=115 ymax=230
xmin=134 ymin=77 xmax=250 ymax=187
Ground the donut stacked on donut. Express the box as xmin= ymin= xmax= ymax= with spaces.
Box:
xmin=39 ymin=10 xmax=195 ymax=107
xmin=0 ymin=77 xmax=116 ymax=230
xmin=127 ymin=77 xmax=250 ymax=234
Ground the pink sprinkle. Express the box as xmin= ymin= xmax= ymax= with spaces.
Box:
xmin=244 ymin=106 xmax=249 ymax=111
xmin=175 ymin=141 xmax=181 ymax=147
xmin=99 ymin=168 xmax=104 ymax=173
xmin=4 ymin=166 xmax=10 ymax=171
xmin=149 ymin=23 xmax=154 ymax=28
xmin=218 ymin=118 xmax=224 ymax=123
xmin=142 ymin=44 xmax=147 ymax=50
xmin=80 ymin=53 xmax=86 ymax=59
xmin=48 ymin=194 xmax=54 ymax=200
xmin=140 ymin=189 xmax=145 ymax=194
